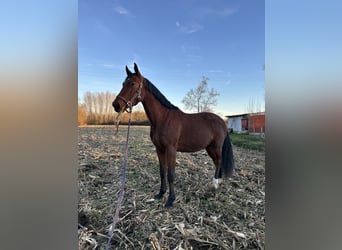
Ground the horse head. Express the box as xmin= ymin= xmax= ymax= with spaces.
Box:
xmin=112 ymin=63 xmax=144 ymax=113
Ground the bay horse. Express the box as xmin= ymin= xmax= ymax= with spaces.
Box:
xmin=112 ymin=63 xmax=234 ymax=207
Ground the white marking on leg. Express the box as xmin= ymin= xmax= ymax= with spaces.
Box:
xmin=218 ymin=178 xmax=223 ymax=184
xmin=212 ymin=177 xmax=219 ymax=189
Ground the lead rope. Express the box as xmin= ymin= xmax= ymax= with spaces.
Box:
xmin=105 ymin=109 xmax=132 ymax=250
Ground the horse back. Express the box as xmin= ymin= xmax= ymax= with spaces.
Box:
xmin=176 ymin=111 xmax=227 ymax=152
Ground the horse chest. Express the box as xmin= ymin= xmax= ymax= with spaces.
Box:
xmin=150 ymin=130 xmax=175 ymax=149
xmin=151 ymin=133 xmax=163 ymax=148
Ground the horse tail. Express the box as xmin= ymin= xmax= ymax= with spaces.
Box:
xmin=221 ymin=133 xmax=235 ymax=177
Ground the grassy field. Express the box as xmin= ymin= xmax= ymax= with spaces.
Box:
xmin=78 ymin=126 xmax=265 ymax=249
xmin=229 ymin=133 xmax=265 ymax=152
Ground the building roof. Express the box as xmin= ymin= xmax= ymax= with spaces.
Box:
xmin=226 ymin=112 xmax=265 ymax=118
xmin=225 ymin=113 xmax=248 ymax=118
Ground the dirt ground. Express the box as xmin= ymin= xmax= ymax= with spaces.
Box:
xmin=78 ymin=126 xmax=265 ymax=250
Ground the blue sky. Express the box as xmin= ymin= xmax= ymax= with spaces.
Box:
xmin=78 ymin=0 xmax=264 ymax=116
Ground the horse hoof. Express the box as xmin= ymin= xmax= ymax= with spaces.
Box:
xmin=212 ymin=177 xmax=219 ymax=189
xmin=164 ymin=200 xmax=173 ymax=208
xmin=154 ymin=193 xmax=164 ymax=200
xmin=164 ymin=197 xmax=175 ymax=208
xmin=212 ymin=177 xmax=223 ymax=189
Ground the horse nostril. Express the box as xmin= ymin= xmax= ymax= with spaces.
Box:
xmin=113 ymin=102 xmax=120 ymax=112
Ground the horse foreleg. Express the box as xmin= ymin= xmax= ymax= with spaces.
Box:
xmin=155 ymin=149 xmax=167 ymax=200
xmin=165 ymin=148 xmax=176 ymax=208
xmin=155 ymin=163 xmax=167 ymax=200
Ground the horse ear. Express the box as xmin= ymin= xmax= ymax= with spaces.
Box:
xmin=126 ymin=66 xmax=133 ymax=76
xmin=134 ymin=63 xmax=141 ymax=77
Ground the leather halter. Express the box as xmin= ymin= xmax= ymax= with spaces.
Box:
xmin=117 ymin=79 xmax=143 ymax=113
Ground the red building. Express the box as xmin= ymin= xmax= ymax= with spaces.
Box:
xmin=248 ymin=112 xmax=265 ymax=133
xmin=227 ymin=112 xmax=265 ymax=134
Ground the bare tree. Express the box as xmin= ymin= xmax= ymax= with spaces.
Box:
xmin=245 ymin=97 xmax=265 ymax=132
xmin=78 ymin=102 xmax=87 ymax=126
xmin=245 ymin=97 xmax=263 ymax=114
xmin=83 ymin=91 xmax=115 ymax=124
xmin=81 ymin=91 xmax=148 ymax=125
xmin=105 ymin=91 xmax=115 ymax=124
xmin=84 ymin=91 xmax=95 ymax=123
xmin=182 ymin=76 xmax=219 ymax=112
xmin=246 ymin=97 xmax=255 ymax=113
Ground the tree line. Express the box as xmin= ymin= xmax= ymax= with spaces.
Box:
xmin=78 ymin=91 xmax=149 ymax=126
xmin=78 ymin=76 xmax=224 ymax=126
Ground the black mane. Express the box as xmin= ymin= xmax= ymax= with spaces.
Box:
xmin=145 ymin=78 xmax=179 ymax=110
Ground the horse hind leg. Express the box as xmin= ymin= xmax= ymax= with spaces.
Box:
xmin=206 ymin=144 xmax=222 ymax=189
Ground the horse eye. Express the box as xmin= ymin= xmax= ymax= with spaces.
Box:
xmin=131 ymin=82 xmax=135 ymax=86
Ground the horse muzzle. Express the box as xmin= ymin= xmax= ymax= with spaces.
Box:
xmin=112 ymin=100 xmax=121 ymax=113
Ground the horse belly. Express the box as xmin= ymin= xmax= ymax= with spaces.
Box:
xmin=177 ymin=144 xmax=205 ymax=153
xmin=176 ymin=133 xmax=212 ymax=152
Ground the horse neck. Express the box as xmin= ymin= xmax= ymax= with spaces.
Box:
xmin=141 ymin=90 xmax=170 ymax=126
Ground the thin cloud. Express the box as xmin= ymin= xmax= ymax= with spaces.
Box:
xmin=114 ymin=6 xmax=135 ymax=18
xmin=197 ymin=6 xmax=239 ymax=18
xmin=181 ymin=44 xmax=200 ymax=53
xmin=94 ymin=21 xmax=112 ymax=35
xmin=103 ymin=64 xmax=115 ymax=68
xmin=186 ymin=54 xmax=202 ymax=65
xmin=209 ymin=69 xmax=224 ymax=73
xmin=103 ymin=64 xmax=124 ymax=70
xmin=214 ymin=7 xmax=239 ymax=17
xmin=114 ymin=6 xmax=129 ymax=15
xmin=176 ymin=21 xmax=203 ymax=34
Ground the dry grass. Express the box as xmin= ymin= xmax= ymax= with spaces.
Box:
xmin=78 ymin=126 xmax=265 ymax=249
